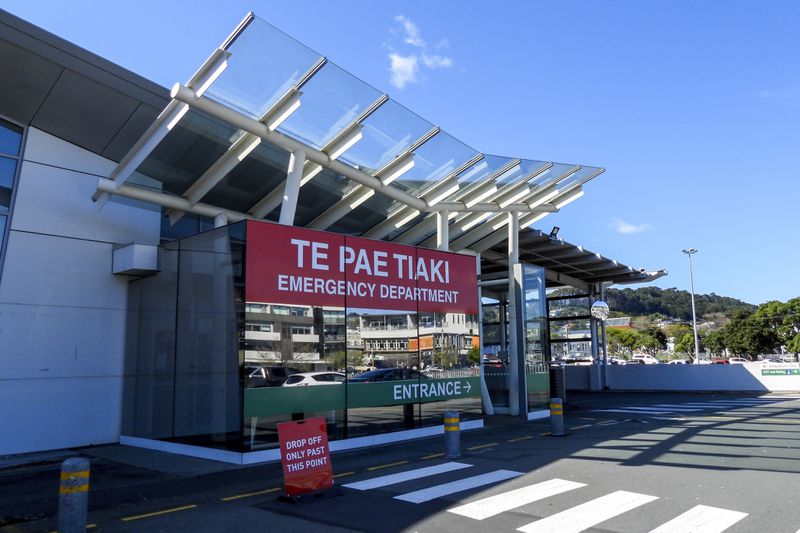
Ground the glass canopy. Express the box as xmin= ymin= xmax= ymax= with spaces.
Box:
xmin=127 ymin=13 xmax=603 ymax=244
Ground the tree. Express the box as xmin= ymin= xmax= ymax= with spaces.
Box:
xmin=702 ymin=329 xmax=726 ymax=356
xmin=675 ymin=333 xmax=696 ymax=357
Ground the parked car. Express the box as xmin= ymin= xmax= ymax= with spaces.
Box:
xmin=609 ymin=357 xmax=627 ymax=365
xmin=728 ymin=357 xmax=749 ymax=364
xmin=349 ymin=368 xmax=429 ymax=382
xmin=245 ymin=365 xmax=301 ymax=387
xmin=667 ymin=359 xmax=690 ymax=364
xmin=631 ymin=354 xmax=659 ymax=365
xmin=282 ymin=372 xmax=346 ymax=386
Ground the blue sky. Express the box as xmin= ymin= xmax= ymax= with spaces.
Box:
xmin=5 ymin=1 xmax=799 ymax=305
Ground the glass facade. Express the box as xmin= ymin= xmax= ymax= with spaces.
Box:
xmin=547 ymin=287 xmax=593 ymax=363
xmin=0 ymin=117 xmax=23 ymax=278
xmin=520 ymin=265 xmax=549 ymax=412
xmin=123 ymin=225 xmax=245 ymax=449
xmin=124 ymin=221 xmax=482 ymax=452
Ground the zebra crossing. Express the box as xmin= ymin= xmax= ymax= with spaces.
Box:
xmin=590 ymin=396 xmax=800 ymax=417
xmin=342 ymin=461 xmax=750 ymax=532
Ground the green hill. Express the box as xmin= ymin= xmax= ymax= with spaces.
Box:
xmin=605 ymin=287 xmax=755 ymax=322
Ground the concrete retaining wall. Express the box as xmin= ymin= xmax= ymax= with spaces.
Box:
xmin=565 ymin=363 xmax=800 ymax=392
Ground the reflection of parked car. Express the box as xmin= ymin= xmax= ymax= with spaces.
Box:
xmin=482 ymin=355 xmax=503 ymax=368
xmin=245 ymin=365 xmax=301 ymax=387
xmin=349 ymin=368 xmax=429 ymax=382
xmin=282 ymin=372 xmax=346 ymax=386
xmin=631 ymin=354 xmax=659 ymax=365
xmin=667 ymin=359 xmax=690 ymax=364
xmin=609 ymin=357 xmax=627 ymax=365
xmin=728 ymin=357 xmax=748 ymax=364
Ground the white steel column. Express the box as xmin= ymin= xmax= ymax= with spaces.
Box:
xmin=279 ymin=150 xmax=306 ymax=226
xmin=436 ymin=210 xmax=449 ymax=251
xmin=214 ymin=213 xmax=228 ymax=228
xmin=507 ymin=211 xmax=520 ymax=416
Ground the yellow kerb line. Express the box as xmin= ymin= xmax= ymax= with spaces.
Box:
xmin=367 ymin=460 xmax=409 ymax=471
xmin=220 ymin=487 xmax=280 ymax=501
xmin=508 ymin=436 xmax=533 ymax=442
xmin=333 ymin=471 xmax=355 ymax=478
xmin=467 ymin=442 xmax=497 ymax=451
xmin=121 ymin=504 xmax=197 ymax=522
xmin=421 ymin=452 xmax=444 ymax=460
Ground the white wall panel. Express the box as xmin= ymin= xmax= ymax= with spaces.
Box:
xmin=0 ymin=377 xmax=122 ymax=456
xmin=0 ymin=128 xmax=161 ymax=455
xmin=11 ymin=128 xmax=160 ymax=245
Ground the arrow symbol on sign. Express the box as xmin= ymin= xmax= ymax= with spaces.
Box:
xmin=464 ymin=381 xmax=472 ymax=393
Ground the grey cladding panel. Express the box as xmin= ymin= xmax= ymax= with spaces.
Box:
xmin=0 ymin=40 xmax=62 ymax=124
xmin=31 ymin=69 xmax=139 ymax=154
xmin=102 ymin=103 xmax=161 ymax=162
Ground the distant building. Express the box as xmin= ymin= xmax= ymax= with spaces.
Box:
xmin=606 ymin=317 xmax=632 ymax=328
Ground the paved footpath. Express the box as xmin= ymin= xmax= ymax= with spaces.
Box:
xmin=3 ymin=392 xmax=800 ymax=532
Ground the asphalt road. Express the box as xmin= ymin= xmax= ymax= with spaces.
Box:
xmin=3 ymin=391 xmax=800 ymax=532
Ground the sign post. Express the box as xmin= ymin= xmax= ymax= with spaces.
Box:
xmin=277 ymin=417 xmax=336 ymax=503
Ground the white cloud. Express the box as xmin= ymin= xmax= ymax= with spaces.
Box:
xmin=421 ymin=53 xmax=453 ymax=69
xmin=389 ymin=53 xmax=420 ymax=89
xmin=610 ymin=218 xmax=653 ymax=235
xmin=386 ymin=15 xmax=453 ymax=89
xmin=395 ymin=15 xmax=425 ymax=47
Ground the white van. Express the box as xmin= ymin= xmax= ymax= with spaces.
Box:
xmin=631 ymin=354 xmax=660 ymax=365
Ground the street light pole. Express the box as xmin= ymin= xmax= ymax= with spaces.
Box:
xmin=682 ymin=248 xmax=700 ymax=364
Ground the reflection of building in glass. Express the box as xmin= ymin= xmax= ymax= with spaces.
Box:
xmin=243 ymin=302 xmax=345 ymax=365
xmin=355 ymin=311 xmax=479 ymax=368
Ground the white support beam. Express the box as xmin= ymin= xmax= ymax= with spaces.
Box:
xmin=448 ymin=166 xmax=601 ymax=252
xmin=361 ymin=155 xmax=480 ymax=240
xmin=436 ymin=210 xmax=449 ymax=251
xmin=508 ymin=211 xmax=520 ymax=265
xmin=92 ymin=48 xmax=230 ymax=207
xmin=247 ymin=94 xmax=389 ymax=220
xmin=306 ymin=129 xmax=436 ymax=230
xmin=279 ymin=150 xmax=306 ymax=225
xmin=507 ymin=211 xmax=520 ymax=416
xmin=95 ymin=178 xmax=252 ymax=222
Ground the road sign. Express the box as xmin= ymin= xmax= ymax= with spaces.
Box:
xmin=277 ymin=417 xmax=333 ymax=497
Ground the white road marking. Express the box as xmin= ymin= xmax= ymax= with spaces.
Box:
xmin=394 ymin=469 xmax=522 ymax=504
xmin=517 ymin=490 xmax=658 ymax=533
xmin=649 ymin=504 xmax=748 ymax=533
xmin=342 ymin=462 xmax=472 ymax=491
xmin=648 ymin=405 xmax=705 ymax=411
xmin=594 ymin=409 xmax=673 ymax=415
xmin=447 ymin=478 xmax=586 ymax=520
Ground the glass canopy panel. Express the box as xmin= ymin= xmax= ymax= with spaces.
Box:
xmin=338 ymin=99 xmax=433 ymax=176
xmin=291 ymin=168 xmax=351 ymax=227
xmin=555 ymin=165 xmax=602 ymax=192
xmin=391 ymin=130 xmax=478 ymax=196
xmin=136 ymin=108 xmax=240 ymax=197
xmin=514 ymin=158 xmax=551 ymax=184
xmin=203 ymin=141 xmax=290 ymax=214
xmin=526 ymin=162 xmax=577 ymax=194
xmin=205 ymin=17 xmax=322 ymax=119
xmin=276 ymin=62 xmax=384 ymax=150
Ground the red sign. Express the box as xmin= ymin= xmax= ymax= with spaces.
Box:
xmin=277 ymin=417 xmax=333 ymax=496
xmin=245 ymin=220 xmax=478 ymax=313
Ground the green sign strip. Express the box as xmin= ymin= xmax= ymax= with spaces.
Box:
xmin=244 ymin=376 xmax=481 ymax=418
xmin=762 ymin=369 xmax=800 ymax=376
